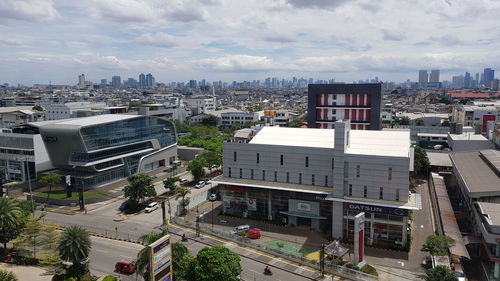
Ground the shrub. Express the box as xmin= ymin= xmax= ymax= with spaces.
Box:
xmin=360 ymin=264 xmax=379 ymax=276
xmin=102 ymin=276 xmax=118 ymax=281
xmin=12 ymin=255 xmax=39 ymax=265
xmin=345 ymin=263 xmax=360 ymax=271
xmin=0 ymin=270 xmax=18 ymax=281
xmin=276 ymin=242 xmax=285 ymax=249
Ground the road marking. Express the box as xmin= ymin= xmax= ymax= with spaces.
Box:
xmin=167 ymin=220 xmax=343 ymax=280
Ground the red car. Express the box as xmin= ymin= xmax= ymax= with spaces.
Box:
xmin=115 ymin=261 xmax=135 ymax=274
xmin=241 ymin=229 xmax=261 ymax=239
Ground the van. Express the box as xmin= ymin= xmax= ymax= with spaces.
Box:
xmin=230 ymin=224 xmax=250 ymax=235
xmin=145 ymin=202 xmax=158 ymax=213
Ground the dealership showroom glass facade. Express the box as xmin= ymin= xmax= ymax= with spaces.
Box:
xmin=212 ymin=120 xmax=419 ymax=247
xmin=34 ymin=115 xmax=177 ymax=188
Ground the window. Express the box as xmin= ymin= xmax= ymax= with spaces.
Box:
xmin=299 ymin=173 xmax=302 ymax=184
xmin=239 ymin=168 xmax=242 ymax=178
xmin=228 ymin=167 xmax=232 ymax=177
xmin=286 ymin=172 xmax=290 ymax=183
xmin=325 ymin=176 xmax=328 ymax=187
xmin=251 ymin=169 xmax=254 ymax=180
xmin=280 ymin=155 xmax=283 ymax=165
xmin=379 ymin=187 xmax=383 ymax=200
xmin=396 ymin=189 xmax=400 ymax=201
xmin=349 ymin=184 xmax=352 ymax=196
xmin=356 ymin=165 xmax=360 ymax=178
xmin=312 ymin=174 xmax=315 ymax=185
xmin=233 ymin=151 xmax=237 ymax=162
xmin=257 ymin=153 xmax=260 ymax=164
xmin=262 ymin=170 xmax=265 ymax=181
xmin=332 ymin=158 xmax=334 ymax=170
xmin=388 ymin=167 xmax=392 ymax=180
xmin=274 ymin=171 xmax=277 ymax=182
xmin=305 ymin=156 xmax=309 ymax=167
xmin=364 ymin=186 xmax=367 ymax=198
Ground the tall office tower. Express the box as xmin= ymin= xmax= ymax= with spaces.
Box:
xmin=139 ymin=73 xmax=146 ymax=88
xmin=418 ymin=70 xmax=429 ymax=84
xmin=127 ymin=78 xmax=136 ymax=88
xmin=452 ymin=75 xmax=464 ymax=89
xmin=429 ymin=69 xmax=440 ymax=83
xmin=475 ymin=73 xmax=480 ymax=83
xmin=111 ymin=76 xmax=121 ymax=89
xmin=308 ymin=83 xmax=382 ymax=130
xmin=100 ymin=79 xmax=107 ymax=86
xmin=146 ymin=73 xmax=154 ymax=87
xmin=464 ymin=72 xmax=472 ymax=88
xmin=483 ymin=68 xmax=495 ymax=87
xmin=189 ymin=80 xmax=197 ymax=89
xmin=78 ymin=74 xmax=85 ymax=87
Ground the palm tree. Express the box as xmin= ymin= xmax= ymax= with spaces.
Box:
xmin=57 ymin=226 xmax=91 ymax=273
xmin=0 ymin=198 xmax=22 ymax=250
xmin=0 ymin=269 xmax=18 ymax=281
xmin=176 ymin=188 xmax=191 ymax=215
xmin=136 ymin=229 xmax=169 ymax=281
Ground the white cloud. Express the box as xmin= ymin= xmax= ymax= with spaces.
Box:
xmin=0 ymin=0 xmax=59 ymax=22
xmin=198 ymin=55 xmax=280 ymax=71
xmin=134 ymin=32 xmax=177 ymax=48
xmin=381 ymin=29 xmax=406 ymax=41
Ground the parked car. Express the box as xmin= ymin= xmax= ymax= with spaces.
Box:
xmin=209 ymin=194 xmax=217 ymax=201
xmin=195 ymin=181 xmax=206 ymax=188
xmin=145 ymin=202 xmax=158 ymax=213
xmin=119 ymin=199 xmax=131 ymax=211
xmin=230 ymin=224 xmax=250 ymax=235
xmin=180 ymin=178 xmax=189 ymax=185
xmin=242 ymin=229 xmax=261 ymax=239
xmin=115 ymin=261 xmax=135 ymax=274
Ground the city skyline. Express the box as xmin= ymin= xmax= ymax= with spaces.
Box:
xmin=1 ymin=0 xmax=500 ymax=85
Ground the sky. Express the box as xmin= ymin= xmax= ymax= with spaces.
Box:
xmin=1 ymin=0 xmax=500 ymax=85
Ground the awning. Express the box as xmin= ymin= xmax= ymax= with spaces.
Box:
xmin=432 ymin=173 xmax=470 ymax=260
xmin=325 ymin=241 xmax=349 ymax=257
xmin=279 ymin=211 xmax=328 ymax=220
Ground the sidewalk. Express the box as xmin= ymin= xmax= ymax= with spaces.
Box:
xmin=0 ymin=263 xmax=51 ymax=281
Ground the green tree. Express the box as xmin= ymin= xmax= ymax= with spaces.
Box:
xmin=176 ymin=188 xmax=191 ymax=215
xmin=415 ymin=118 xmax=425 ymax=126
xmin=398 ymin=116 xmax=410 ymax=125
xmin=32 ymin=105 xmax=43 ymax=111
xmin=135 ymin=229 xmax=169 ymax=281
xmin=413 ymin=146 xmax=431 ymax=176
xmin=12 ymin=216 xmax=44 ymax=258
xmin=0 ymin=198 xmax=22 ymax=250
xmin=185 ymin=246 xmax=241 ymax=281
xmin=188 ymin=157 xmax=206 ymax=183
xmin=201 ymin=115 xmax=219 ymax=127
xmin=163 ymin=177 xmax=180 ymax=194
xmin=172 ymin=242 xmax=191 ymax=281
xmin=442 ymin=120 xmax=450 ymax=127
xmin=123 ymin=174 xmax=157 ymax=207
xmin=421 ymin=235 xmax=455 ymax=256
xmin=57 ymin=226 xmax=91 ymax=276
xmin=424 ymin=265 xmax=457 ymax=281
xmin=38 ymin=174 xmax=62 ymax=201
xmin=199 ymin=151 xmax=222 ymax=172
xmin=0 ymin=270 xmax=18 ymax=281
xmin=38 ymin=222 xmax=64 ymax=276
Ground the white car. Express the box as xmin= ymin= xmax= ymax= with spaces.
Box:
xmin=195 ymin=181 xmax=206 ymax=188
xmin=145 ymin=202 xmax=158 ymax=213
xmin=209 ymin=194 xmax=217 ymax=201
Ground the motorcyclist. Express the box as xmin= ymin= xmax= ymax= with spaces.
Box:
xmin=264 ymin=265 xmax=271 ymax=274
xmin=182 ymin=234 xmax=187 ymax=241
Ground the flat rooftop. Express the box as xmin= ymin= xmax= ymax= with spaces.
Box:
xmin=450 ymin=151 xmax=500 ymax=197
xmin=427 ymin=152 xmax=452 ymax=167
xmin=476 ymin=202 xmax=500 ymax=227
xmin=30 ymin=114 xmax=138 ymax=128
xmin=448 ymin=132 xmax=489 ymax=141
xmin=249 ymin=126 xmax=410 ymax=157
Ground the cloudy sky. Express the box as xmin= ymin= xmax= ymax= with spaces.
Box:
xmin=1 ymin=0 xmax=499 ymax=85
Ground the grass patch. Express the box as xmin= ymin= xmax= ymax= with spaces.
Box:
xmin=34 ymin=190 xmax=111 ymax=200
xmin=264 ymin=241 xmax=313 ymax=257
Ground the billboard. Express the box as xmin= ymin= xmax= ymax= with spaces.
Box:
xmin=149 ymin=234 xmax=172 ymax=281
xmin=223 ymin=196 xmax=257 ymax=211
xmin=354 ymin=212 xmax=365 ymax=267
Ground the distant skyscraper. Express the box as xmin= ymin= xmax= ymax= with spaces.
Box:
xmin=189 ymin=80 xmax=197 ymax=89
xmin=464 ymin=72 xmax=472 ymax=88
xmin=78 ymin=74 xmax=85 ymax=87
xmin=429 ymin=69 xmax=440 ymax=83
xmin=111 ymin=76 xmax=121 ymax=89
xmin=483 ymin=68 xmax=495 ymax=87
xmin=418 ymin=70 xmax=428 ymax=84
xmin=100 ymin=79 xmax=107 ymax=86
xmin=139 ymin=73 xmax=146 ymax=88
xmin=145 ymin=73 xmax=154 ymax=87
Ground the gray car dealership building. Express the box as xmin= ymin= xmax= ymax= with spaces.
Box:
xmin=32 ymin=115 xmax=177 ymax=188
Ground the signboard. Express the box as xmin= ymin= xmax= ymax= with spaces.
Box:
xmin=297 ymin=202 xmax=311 ymax=212
xmin=223 ymin=196 xmax=256 ymax=211
xmin=353 ymin=212 xmax=365 ymax=267
xmin=149 ymin=234 xmax=172 ymax=281
xmin=346 ymin=202 xmax=408 ymax=217
xmin=65 ymin=175 xmax=71 ymax=186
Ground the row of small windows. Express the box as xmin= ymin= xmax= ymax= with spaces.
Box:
xmin=228 ymin=167 xmax=328 ymax=187
xmin=348 ymin=185 xmax=401 ymax=201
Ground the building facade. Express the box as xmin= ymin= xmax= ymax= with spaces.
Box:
xmin=34 ymin=115 xmax=177 ymax=189
xmin=220 ymin=112 xmax=260 ymax=128
xmin=45 ymin=102 xmax=107 ymax=120
xmin=307 ymin=84 xmax=383 ymax=130
xmin=451 ymin=104 xmax=498 ymax=132
xmin=212 ymin=120 xmax=418 ymax=247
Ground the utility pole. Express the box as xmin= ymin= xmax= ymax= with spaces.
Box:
xmin=211 ymin=200 xmax=214 ymax=229
xmin=320 ymin=243 xmax=325 ymax=278
xmin=196 ymin=214 xmax=202 ymax=237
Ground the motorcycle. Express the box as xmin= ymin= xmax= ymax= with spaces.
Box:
xmin=181 ymin=234 xmax=188 ymax=242
xmin=264 ymin=266 xmax=272 ymax=276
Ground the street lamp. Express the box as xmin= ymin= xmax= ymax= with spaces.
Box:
xmin=211 ymin=200 xmax=214 ymax=229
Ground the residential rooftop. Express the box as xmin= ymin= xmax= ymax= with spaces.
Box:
xmin=29 ymin=114 xmax=138 ymax=128
xmin=477 ymin=202 xmax=500 ymax=227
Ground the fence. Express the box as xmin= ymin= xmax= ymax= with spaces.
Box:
xmin=173 ymin=216 xmax=378 ymax=281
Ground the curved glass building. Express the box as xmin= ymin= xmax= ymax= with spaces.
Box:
xmin=34 ymin=115 xmax=177 ymax=188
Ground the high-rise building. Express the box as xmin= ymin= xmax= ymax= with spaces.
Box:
xmin=429 ymin=69 xmax=440 ymax=83
xmin=100 ymin=79 xmax=107 ymax=86
xmin=146 ymin=73 xmax=155 ymax=87
xmin=452 ymin=75 xmax=464 ymax=89
xmin=307 ymin=83 xmax=383 ymax=130
xmin=189 ymin=80 xmax=197 ymax=89
xmin=139 ymin=73 xmax=146 ymax=88
xmin=418 ymin=70 xmax=428 ymax=84
xmin=464 ymin=72 xmax=472 ymax=88
xmin=111 ymin=76 xmax=121 ymax=89
xmin=483 ymin=68 xmax=495 ymax=87
xmin=78 ymin=74 xmax=85 ymax=87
